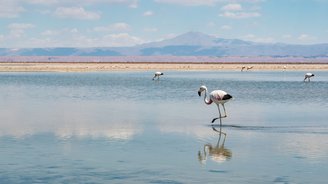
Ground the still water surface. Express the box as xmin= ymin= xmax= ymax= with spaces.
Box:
xmin=0 ymin=71 xmax=327 ymax=183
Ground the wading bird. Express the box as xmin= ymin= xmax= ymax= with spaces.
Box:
xmin=152 ymin=71 xmax=164 ymax=80
xmin=198 ymin=85 xmax=233 ymax=125
xmin=304 ymin=73 xmax=315 ymax=82
xmin=241 ymin=66 xmax=253 ymax=71
xmin=246 ymin=66 xmax=253 ymax=71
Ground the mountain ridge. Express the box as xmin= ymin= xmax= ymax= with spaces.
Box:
xmin=0 ymin=32 xmax=327 ymax=57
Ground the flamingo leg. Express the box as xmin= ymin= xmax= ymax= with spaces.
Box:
xmin=222 ymin=104 xmax=227 ymax=118
xmin=212 ymin=104 xmax=225 ymax=124
xmin=211 ymin=118 xmax=218 ymax=123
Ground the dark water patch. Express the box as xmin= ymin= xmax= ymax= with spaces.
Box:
xmin=273 ymin=176 xmax=290 ymax=184
xmin=149 ymin=179 xmax=183 ymax=184
xmin=210 ymin=124 xmax=328 ymax=134
xmin=208 ymin=169 xmax=229 ymax=173
xmin=46 ymin=165 xmax=61 ymax=169
xmin=293 ymin=156 xmax=306 ymax=160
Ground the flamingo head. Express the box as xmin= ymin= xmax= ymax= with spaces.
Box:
xmin=198 ymin=85 xmax=207 ymax=96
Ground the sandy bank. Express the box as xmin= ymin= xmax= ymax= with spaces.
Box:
xmin=0 ymin=62 xmax=327 ymax=72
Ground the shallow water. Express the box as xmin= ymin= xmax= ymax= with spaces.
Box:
xmin=0 ymin=71 xmax=327 ymax=183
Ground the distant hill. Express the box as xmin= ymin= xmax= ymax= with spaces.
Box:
xmin=1 ymin=32 xmax=328 ymax=57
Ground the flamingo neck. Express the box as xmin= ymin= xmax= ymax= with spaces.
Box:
xmin=204 ymin=89 xmax=212 ymax=105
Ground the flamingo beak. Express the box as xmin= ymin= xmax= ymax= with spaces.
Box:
xmin=198 ymin=91 xmax=201 ymax=96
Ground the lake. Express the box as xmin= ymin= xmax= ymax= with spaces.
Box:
xmin=0 ymin=71 xmax=327 ymax=183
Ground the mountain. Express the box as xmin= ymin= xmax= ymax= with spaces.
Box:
xmin=0 ymin=32 xmax=327 ymax=57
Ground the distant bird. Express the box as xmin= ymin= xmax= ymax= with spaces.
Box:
xmin=246 ymin=66 xmax=253 ymax=71
xmin=304 ymin=73 xmax=315 ymax=82
xmin=241 ymin=66 xmax=253 ymax=71
xmin=198 ymin=85 xmax=233 ymax=125
xmin=152 ymin=71 xmax=164 ymax=80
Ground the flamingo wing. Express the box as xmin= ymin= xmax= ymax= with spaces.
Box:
xmin=210 ymin=90 xmax=229 ymax=101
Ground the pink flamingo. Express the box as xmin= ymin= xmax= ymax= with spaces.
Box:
xmin=304 ymin=73 xmax=314 ymax=82
xmin=152 ymin=71 xmax=164 ymax=80
xmin=198 ymin=85 xmax=233 ymax=125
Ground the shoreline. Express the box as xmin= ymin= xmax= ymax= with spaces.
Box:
xmin=0 ymin=62 xmax=328 ymax=72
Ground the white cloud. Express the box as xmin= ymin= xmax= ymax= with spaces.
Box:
xmin=0 ymin=23 xmax=35 ymax=46
xmin=154 ymin=0 xmax=217 ymax=6
xmin=102 ymin=33 xmax=144 ymax=47
xmin=155 ymin=0 xmax=263 ymax=6
xmin=27 ymin=0 xmax=58 ymax=4
xmin=220 ymin=25 xmax=232 ymax=30
xmin=220 ymin=2 xmax=261 ymax=19
xmin=221 ymin=3 xmax=242 ymax=11
xmin=7 ymin=23 xmax=35 ymax=30
xmin=143 ymin=11 xmax=154 ymax=16
xmin=54 ymin=7 xmax=101 ymax=20
xmin=207 ymin=22 xmax=216 ymax=27
xmin=144 ymin=28 xmax=158 ymax=32
xmin=111 ymin=22 xmax=130 ymax=31
xmin=297 ymin=34 xmax=316 ymax=42
xmin=7 ymin=23 xmax=35 ymax=38
xmin=282 ymin=34 xmax=292 ymax=39
xmin=219 ymin=11 xmax=260 ymax=19
xmin=0 ymin=0 xmax=25 ymax=18
xmin=244 ymin=34 xmax=274 ymax=43
xmin=93 ymin=22 xmax=131 ymax=32
xmin=26 ymin=0 xmax=138 ymax=7
xmin=127 ymin=0 xmax=138 ymax=8
xmin=154 ymin=33 xmax=177 ymax=42
xmin=41 ymin=30 xmax=60 ymax=36
xmin=0 ymin=0 xmax=138 ymax=18
xmin=39 ymin=29 xmax=143 ymax=47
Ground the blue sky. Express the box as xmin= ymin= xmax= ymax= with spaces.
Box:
xmin=0 ymin=0 xmax=327 ymax=48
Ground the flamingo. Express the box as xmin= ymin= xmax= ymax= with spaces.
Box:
xmin=152 ymin=71 xmax=164 ymax=80
xmin=246 ymin=66 xmax=253 ymax=71
xmin=241 ymin=66 xmax=253 ymax=71
xmin=198 ymin=85 xmax=233 ymax=125
xmin=304 ymin=73 xmax=314 ymax=82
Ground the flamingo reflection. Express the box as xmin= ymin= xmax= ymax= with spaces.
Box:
xmin=198 ymin=125 xmax=232 ymax=164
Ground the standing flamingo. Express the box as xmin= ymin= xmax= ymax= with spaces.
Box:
xmin=152 ymin=71 xmax=164 ymax=80
xmin=304 ymin=73 xmax=314 ymax=82
xmin=246 ymin=66 xmax=253 ymax=71
xmin=241 ymin=66 xmax=253 ymax=71
xmin=198 ymin=85 xmax=233 ymax=125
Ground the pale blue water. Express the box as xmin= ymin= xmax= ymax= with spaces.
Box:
xmin=0 ymin=71 xmax=328 ymax=183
